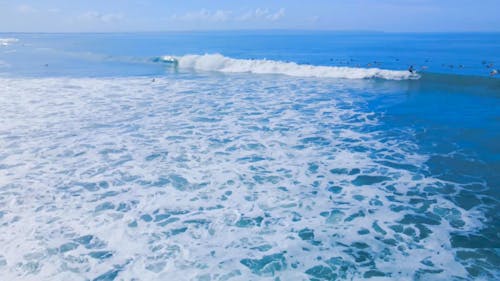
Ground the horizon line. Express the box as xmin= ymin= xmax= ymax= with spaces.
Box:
xmin=2 ymin=28 xmax=500 ymax=34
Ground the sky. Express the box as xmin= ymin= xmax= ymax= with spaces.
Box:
xmin=1 ymin=0 xmax=499 ymax=32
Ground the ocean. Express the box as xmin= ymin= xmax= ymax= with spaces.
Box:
xmin=0 ymin=32 xmax=499 ymax=280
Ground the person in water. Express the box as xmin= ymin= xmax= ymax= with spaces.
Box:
xmin=408 ymin=65 xmax=415 ymax=74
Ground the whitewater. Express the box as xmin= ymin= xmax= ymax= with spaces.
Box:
xmin=0 ymin=75 xmax=489 ymax=280
xmin=159 ymin=54 xmax=420 ymax=80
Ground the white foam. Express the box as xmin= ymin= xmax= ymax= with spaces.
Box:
xmin=0 ymin=38 xmax=19 ymax=47
xmin=0 ymin=76 xmax=488 ymax=280
xmin=162 ymin=54 xmax=420 ymax=80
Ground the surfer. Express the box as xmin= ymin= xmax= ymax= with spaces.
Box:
xmin=408 ymin=65 xmax=415 ymax=74
xmin=161 ymin=56 xmax=179 ymax=67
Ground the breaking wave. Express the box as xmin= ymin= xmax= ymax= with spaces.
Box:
xmin=157 ymin=54 xmax=420 ymax=80
xmin=0 ymin=38 xmax=19 ymax=47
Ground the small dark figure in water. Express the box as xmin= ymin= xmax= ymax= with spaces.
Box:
xmin=152 ymin=78 xmax=156 ymax=82
xmin=44 ymin=64 xmax=48 ymax=67
xmin=408 ymin=65 xmax=415 ymax=74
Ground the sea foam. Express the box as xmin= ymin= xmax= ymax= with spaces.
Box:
xmin=0 ymin=76 xmax=484 ymax=280
xmin=0 ymin=38 xmax=19 ymax=47
xmin=160 ymin=54 xmax=420 ymax=80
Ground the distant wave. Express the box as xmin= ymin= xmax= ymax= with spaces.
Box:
xmin=0 ymin=38 xmax=19 ymax=47
xmin=156 ymin=54 xmax=420 ymax=80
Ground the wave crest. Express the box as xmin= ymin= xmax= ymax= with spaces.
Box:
xmin=159 ymin=54 xmax=420 ymax=80
xmin=0 ymin=38 xmax=19 ymax=47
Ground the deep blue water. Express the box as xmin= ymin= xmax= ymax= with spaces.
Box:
xmin=0 ymin=32 xmax=499 ymax=280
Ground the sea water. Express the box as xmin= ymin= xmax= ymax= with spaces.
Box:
xmin=0 ymin=32 xmax=499 ymax=280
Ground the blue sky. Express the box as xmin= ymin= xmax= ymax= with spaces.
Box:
xmin=1 ymin=0 xmax=499 ymax=32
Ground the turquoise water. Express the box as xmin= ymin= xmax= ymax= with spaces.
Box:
xmin=0 ymin=32 xmax=499 ymax=280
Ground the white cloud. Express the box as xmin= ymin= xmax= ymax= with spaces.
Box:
xmin=79 ymin=11 xmax=124 ymax=23
xmin=171 ymin=9 xmax=232 ymax=22
xmin=239 ymin=8 xmax=285 ymax=21
xmin=268 ymin=8 xmax=286 ymax=21
xmin=170 ymin=8 xmax=285 ymax=23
